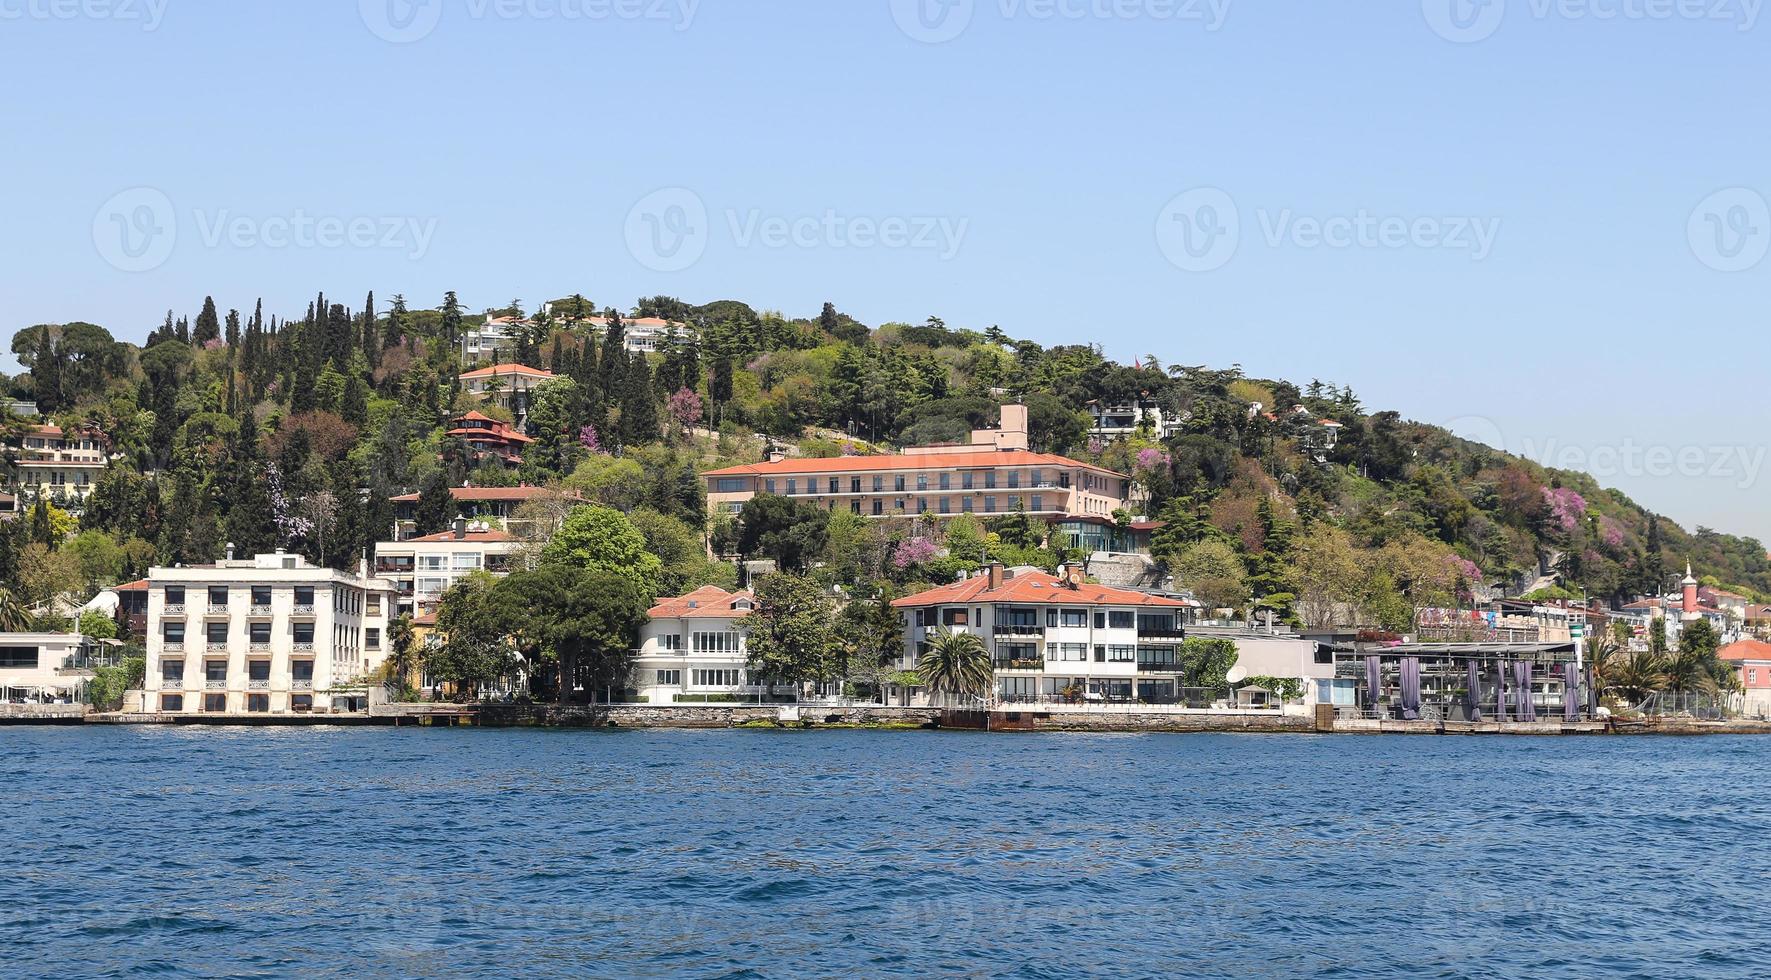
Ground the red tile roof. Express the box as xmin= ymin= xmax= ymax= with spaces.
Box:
xmin=390 ymin=486 xmax=574 ymax=503
xmin=1720 ymin=639 xmax=1771 ymax=662
xmin=403 ymin=529 xmax=517 ymax=543
xmin=459 ymin=364 xmax=554 ymax=381
xmin=892 ymin=570 xmax=1190 ymax=609
xmin=114 ymin=579 xmax=150 ymax=592
xmin=647 ymin=586 xmax=755 ymax=620
xmin=705 ymin=449 xmax=1123 ymax=479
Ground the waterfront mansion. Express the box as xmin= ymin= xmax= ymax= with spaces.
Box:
xmin=143 ymin=551 xmax=396 ymax=715
xmin=893 ymin=564 xmax=1199 ymax=704
xmin=633 ymin=586 xmax=756 ymax=704
xmin=704 ymin=404 xmax=1139 ymax=521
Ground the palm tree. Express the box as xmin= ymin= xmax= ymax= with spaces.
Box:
xmin=1606 ymin=648 xmax=1666 ymax=705
xmin=916 ymin=630 xmax=993 ymax=707
xmin=0 ymin=588 xmax=29 ymax=632
xmin=1587 ymin=630 xmax=1621 ymax=691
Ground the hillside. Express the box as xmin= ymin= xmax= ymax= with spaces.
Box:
xmin=3 ymin=292 xmax=1766 ymax=626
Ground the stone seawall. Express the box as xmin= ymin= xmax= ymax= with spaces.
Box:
xmin=477 ymin=703 xmax=946 ymax=729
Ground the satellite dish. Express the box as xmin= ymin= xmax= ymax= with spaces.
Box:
xmin=1225 ymin=665 xmax=1248 ymax=685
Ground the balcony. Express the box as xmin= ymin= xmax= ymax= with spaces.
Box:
xmin=205 ymin=679 xmax=227 ymax=690
xmin=1137 ymin=626 xmax=1187 ymax=641
xmin=993 ymin=658 xmax=1046 ymax=671
xmin=292 ymin=604 xmax=316 ymax=616
xmin=162 ymin=604 xmax=186 ymax=616
xmin=205 ymin=605 xmax=230 ymax=617
xmin=292 ymin=679 xmax=314 ymax=691
xmin=292 ymin=641 xmax=315 ymax=653
xmin=992 ymin=623 xmax=1045 ymax=637
xmin=248 ymin=604 xmax=273 ymax=617
xmin=159 ymin=678 xmax=185 ymax=690
xmin=204 ymin=641 xmax=227 ymax=652
xmin=247 ymin=679 xmax=270 ymax=691
xmin=1137 ymin=661 xmax=1186 ymax=673
xmin=249 ymin=642 xmax=271 ymax=654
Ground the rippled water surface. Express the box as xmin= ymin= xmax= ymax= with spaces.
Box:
xmin=4 ymin=728 xmax=1769 ymax=978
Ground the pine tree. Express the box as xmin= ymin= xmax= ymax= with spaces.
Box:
xmin=599 ymin=312 xmax=626 ymax=393
xmin=619 ymin=351 xmax=659 ymax=447
xmin=440 ymin=291 xmax=464 ymax=349
xmin=193 ymin=296 xmax=221 ymax=346
xmin=414 ymin=470 xmax=454 ymax=536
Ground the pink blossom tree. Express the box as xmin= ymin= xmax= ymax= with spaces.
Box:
xmin=666 ymin=387 xmax=703 ymax=434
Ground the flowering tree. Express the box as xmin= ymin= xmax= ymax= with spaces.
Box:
xmin=1542 ymin=487 xmax=1588 ymax=534
xmin=578 ymin=425 xmax=603 ymax=454
xmin=666 ymin=387 xmax=703 ymax=433
xmin=892 ymin=537 xmax=939 ymax=571
xmin=267 ymin=465 xmax=313 ymax=548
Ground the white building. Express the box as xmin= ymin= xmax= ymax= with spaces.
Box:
xmin=0 ymin=633 xmax=106 ymax=703
xmin=462 ymin=315 xmax=523 ymax=363
xmin=142 ymin=551 xmax=395 ymax=715
xmin=633 ymin=586 xmax=756 ymax=704
xmin=583 ymin=315 xmax=691 ymax=354
xmin=459 ymin=363 xmax=556 ymax=423
xmin=375 ymin=520 xmax=521 ymax=619
xmin=1086 ymin=399 xmax=1179 ymax=441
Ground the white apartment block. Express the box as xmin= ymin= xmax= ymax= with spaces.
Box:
xmin=143 ymin=551 xmax=395 ymax=715
xmin=1086 ymin=399 xmax=1180 ymax=440
xmin=375 ymin=520 xmax=521 ymax=618
xmin=894 ymin=564 xmax=1198 ymax=704
xmin=8 ymin=424 xmax=110 ymax=506
xmin=633 ymin=586 xmax=756 ymax=704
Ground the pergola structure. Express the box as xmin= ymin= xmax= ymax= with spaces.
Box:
xmin=1328 ymin=641 xmax=1591 ymax=722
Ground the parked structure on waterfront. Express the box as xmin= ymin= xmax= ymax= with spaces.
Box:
xmin=0 ymin=632 xmax=109 ymax=703
xmin=632 ymin=586 xmax=758 ymax=704
xmin=1310 ymin=632 xmax=1590 ymax=722
xmin=705 ymin=404 xmax=1140 ymax=521
xmin=141 ymin=551 xmax=395 ymax=715
xmin=375 ymin=520 xmax=520 ymax=619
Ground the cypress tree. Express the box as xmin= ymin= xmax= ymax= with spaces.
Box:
xmin=193 ymin=296 xmax=220 ymax=346
xmin=619 ymin=351 xmax=658 ymax=447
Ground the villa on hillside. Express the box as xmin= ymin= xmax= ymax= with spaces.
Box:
xmin=5 ymin=423 xmax=113 ymax=507
xmin=460 ymin=363 xmax=554 ymax=423
xmin=374 ymin=519 xmax=521 ymax=619
xmin=446 ymin=411 xmax=532 ymax=468
xmin=704 ymin=404 xmax=1141 ymax=523
xmin=388 ymin=484 xmax=577 ymax=540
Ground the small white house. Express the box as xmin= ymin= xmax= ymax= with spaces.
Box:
xmin=633 ymin=586 xmax=755 ymax=704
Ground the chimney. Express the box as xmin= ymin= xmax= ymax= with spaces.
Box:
xmin=452 ymin=515 xmax=468 ymax=540
xmin=765 ymin=443 xmax=787 ymax=464
xmin=987 ymin=562 xmax=1004 ymax=591
xmin=225 ymin=542 xmax=236 ymax=562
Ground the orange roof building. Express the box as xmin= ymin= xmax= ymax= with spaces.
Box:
xmin=703 ymin=403 xmax=1140 ymax=523
xmin=446 ymin=411 xmax=533 ymax=468
xmin=634 ymin=586 xmax=758 ymax=704
xmin=459 ymin=363 xmax=555 ymax=422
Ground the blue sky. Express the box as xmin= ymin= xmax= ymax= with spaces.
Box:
xmin=1 ymin=0 xmax=1767 ymax=541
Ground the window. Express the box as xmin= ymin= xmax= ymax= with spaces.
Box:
xmin=693 ymin=669 xmax=741 ymax=687
xmin=917 ymin=475 xmax=928 ymax=491
xmin=941 ymin=608 xmax=969 ymax=626
xmin=366 ymin=628 xmax=381 ymax=650
xmin=829 ymin=478 xmax=840 ymax=494
xmin=0 ymin=647 xmax=38 ymax=669
xmin=655 ymin=669 xmax=682 ymax=686
xmin=367 ymin=594 xmax=381 ymax=615
xmin=294 ymin=587 xmax=315 ymax=606
xmin=419 ymin=555 xmax=447 ymax=571
xmin=208 ymin=586 xmax=229 ymax=607
xmin=204 ymin=693 xmax=226 ymax=712
xmin=851 ymin=501 xmax=861 ymax=514
xmin=246 ymin=694 xmax=269 ymax=713
xmin=205 ymin=660 xmax=227 ymax=682
xmin=983 ymin=496 xmax=996 ymax=513
xmin=1008 ymin=472 xmax=1020 ymax=489
xmin=161 ymin=695 xmax=184 ymax=712
xmin=165 ymin=587 xmax=185 ymax=606
xmin=1094 ymin=645 xmax=1106 ymax=662
xmin=693 ymin=631 xmax=741 ymax=654
xmin=1061 ymin=608 xmax=1088 ymax=628
xmin=939 ymin=473 xmax=950 ymax=490
xmin=292 ymin=661 xmax=314 ymax=683
xmin=962 ymin=498 xmax=974 ymax=513
xmin=872 ymin=476 xmax=884 ymax=492
xmin=963 ymin=472 xmax=974 ymax=490
xmin=163 ymin=622 xmax=185 ymax=644
xmin=251 ymin=586 xmax=272 ymax=606
xmin=715 ymin=478 xmax=747 ymax=493
xmin=291 ymin=695 xmax=313 ymax=711
xmin=1107 ymin=645 xmax=1136 ymax=663
xmin=985 ymin=472 xmax=997 ymax=489
xmin=249 ymin=661 xmax=271 ymax=682
xmin=1009 ymin=495 xmax=1023 ymax=512
xmin=453 ymin=553 xmax=481 ymax=571
xmin=293 ymin=623 xmax=315 ymax=644
xmin=161 ymin=659 xmax=184 ymax=682
xmin=872 ymin=500 xmax=883 ymax=516
xmin=659 ymin=634 xmax=683 ymax=651
xmin=1052 ymin=643 xmax=1087 ymax=662
xmin=1107 ymin=611 xmax=1135 ymax=630
xmin=786 ymin=479 xmax=797 ymax=495
xmin=895 ymin=475 xmax=906 ymax=492
xmin=206 ymin=622 xmax=228 ymax=644
xmin=1031 ymin=495 xmax=1044 ymax=512
xmin=765 ymin=479 xmax=777 ymax=493
xmin=1047 ymin=608 xmax=1058 ymax=627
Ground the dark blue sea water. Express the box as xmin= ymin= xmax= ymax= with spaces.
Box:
xmin=3 ymin=728 xmax=1768 ymax=979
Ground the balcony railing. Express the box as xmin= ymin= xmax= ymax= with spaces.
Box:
xmin=1137 ymin=627 xmax=1187 ymax=640
xmin=292 ymin=641 xmax=315 ymax=653
xmin=249 ymin=642 xmax=271 ymax=653
xmin=160 ymin=678 xmax=185 ymax=690
xmin=993 ymin=658 xmax=1046 ymax=671
xmin=292 ymin=604 xmax=316 ymax=616
xmin=162 ymin=603 xmax=186 ymax=615
xmin=292 ymin=679 xmax=314 ymax=691
xmin=204 ymin=641 xmax=227 ymax=652
xmin=1137 ymin=661 xmax=1185 ymax=673
xmin=205 ymin=679 xmax=227 ymax=690
xmin=247 ymin=679 xmax=270 ymax=690
xmin=249 ymin=604 xmax=273 ymax=617
xmin=992 ymin=624 xmax=1045 ymax=637
xmin=206 ymin=605 xmax=230 ymax=616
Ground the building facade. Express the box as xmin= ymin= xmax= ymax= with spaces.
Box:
xmin=459 ymin=363 xmax=555 ymax=422
xmin=143 ymin=552 xmax=395 ymax=715
xmin=8 ymin=424 xmax=110 ymax=506
xmin=633 ymin=586 xmax=755 ymax=704
xmin=0 ymin=632 xmax=105 ymax=703
xmin=893 ymin=564 xmax=1201 ymax=704
xmin=375 ymin=521 xmax=521 ymax=619
xmin=704 ymin=405 xmax=1139 ymax=522
xmin=388 ymin=484 xmax=575 ymax=540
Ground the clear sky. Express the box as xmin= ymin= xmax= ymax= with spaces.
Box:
xmin=1 ymin=1 xmax=1766 ymax=541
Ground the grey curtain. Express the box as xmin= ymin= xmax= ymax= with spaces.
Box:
xmin=1400 ymin=657 xmax=1421 ymax=720
xmin=1515 ymin=661 xmax=1537 ymax=722
xmin=1466 ymin=660 xmax=1482 ymax=722
xmin=1563 ymin=663 xmax=1580 ymax=721
xmin=1495 ymin=660 xmax=1507 ymax=722
xmin=1365 ymin=656 xmax=1381 ymax=715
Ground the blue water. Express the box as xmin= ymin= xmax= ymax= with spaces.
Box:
xmin=3 ymin=728 xmax=1768 ymax=979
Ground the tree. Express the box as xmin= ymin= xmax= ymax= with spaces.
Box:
xmin=1288 ymin=525 xmax=1365 ymax=627
xmin=732 ymin=494 xmax=830 ymax=572
xmin=629 ymin=508 xmax=734 ymax=596
xmin=839 ymin=591 xmax=905 ymax=702
xmin=1171 ymin=539 xmax=1249 ymax=613
xmin=495 ymin=564 xmax=649 ymax=704
xmin=413 ymin=471 xmax=454 ymax=536
xmin=429 ymin=572 xmax=518 ymax=701
xmin=77 ymin=609 xmax=118 ymax=640
xmin=540 ymin=505 xmax=662 ymax=599
xmin=746 ymin=572 xmax=838 ymax=696
xmin=0 ymin=589 xmax=31 ymax=631
xmin=618 ymin=351 xmax=659 ymax=446
xmin=915 ymin=629 xmax=993 ymax=706
xmin=1180 ymin=636 xmax=1239 ymax=697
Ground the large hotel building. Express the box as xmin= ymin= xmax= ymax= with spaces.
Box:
xmin=703 ymin=405 xmax=1139 ymax=521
